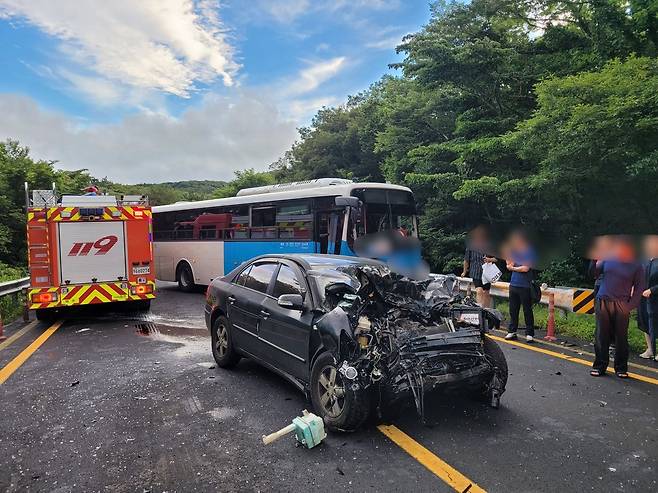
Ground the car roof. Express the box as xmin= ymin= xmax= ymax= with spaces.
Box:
xmin=248 ymin=253 xmax=385 ymax=270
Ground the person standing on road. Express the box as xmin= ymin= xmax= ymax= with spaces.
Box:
xmin=462 ymin=226 xmax=497 ymax=308
xmin=638 ymin=235 xmax=658 ymax=361
xmin=504 ymin=230 xmax=537 ymax=342
xmin=591 ymin=237 xmax=644 ymax=378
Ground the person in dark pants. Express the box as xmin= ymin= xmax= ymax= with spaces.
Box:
xmin=591 ymin=238 xmax=644 ymax=378
xmin=462 ymin=226 xmax=497 ymax=308
xmin=504 ymin=230 xmax=537 ymax=342
xmin=638 ymin=235 xmax=658 ymax=361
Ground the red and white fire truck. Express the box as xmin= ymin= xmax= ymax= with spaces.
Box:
xmin=25 ymin=185 xmax=155 ymax=319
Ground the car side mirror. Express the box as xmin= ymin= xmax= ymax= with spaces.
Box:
xmin=277 ymin=293 xmax=304 ymax=311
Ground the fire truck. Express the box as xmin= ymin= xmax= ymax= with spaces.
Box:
xmin=25 ymin=185 xmax=155 ymax=319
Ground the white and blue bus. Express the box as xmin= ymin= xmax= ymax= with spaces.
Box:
xmin=152 ymin=178 xmax=418 ymax=290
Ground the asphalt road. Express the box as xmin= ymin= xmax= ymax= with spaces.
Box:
xmin=0 ymin=283 xmax=656 ymax=492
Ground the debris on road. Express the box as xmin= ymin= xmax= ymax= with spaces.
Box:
xmin=262 ymin=410 xmax=327 ymax=449
xmin=75 ymin=328 xmax=91 ymax=333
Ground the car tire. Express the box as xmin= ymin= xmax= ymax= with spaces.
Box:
xmin=211 ymin=315 xmax=240 ymax=368
xmin=310 ymin=352 xmax=370 ymax=432
xmin=484 ymin=337 xmax=508 ymax=388
xmin=472 ymin=336 xmax=508 ymax=406
xmin=177 ymin=262 xmax=196 ymax=293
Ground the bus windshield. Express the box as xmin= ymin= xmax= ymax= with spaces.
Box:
xmin=352 ymin=188 xmax=417 ymax=237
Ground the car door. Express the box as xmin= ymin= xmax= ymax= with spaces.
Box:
xmin=226 ymin=262 xmax=277 ymax=356
xmin=259 ymin=262 xmax=314 ymax=380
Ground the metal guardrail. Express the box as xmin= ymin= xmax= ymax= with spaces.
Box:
xmin=451 ymin=276 xmax=585 ymax=313
xmin=0 ymin=277 xmax=29 ymax=298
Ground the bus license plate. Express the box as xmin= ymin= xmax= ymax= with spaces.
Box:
xmin=132 ymin=265 xmax=150 ymax=275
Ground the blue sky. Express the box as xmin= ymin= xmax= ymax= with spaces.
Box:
xmin=0 ymin=1 xmax=431 ymax=183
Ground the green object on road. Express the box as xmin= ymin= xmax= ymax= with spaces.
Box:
xmin=262 ymin=410 xmax=327 ymax=449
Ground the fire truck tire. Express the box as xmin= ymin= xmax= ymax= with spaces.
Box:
xmin=176 ymin=262 xmax=196 ymax=292
xmin=35 ymin=308 xmax=55 ymax=322
xmin=131 ymin=300 xmax=151 ymax=312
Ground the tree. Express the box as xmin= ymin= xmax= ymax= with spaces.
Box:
xmin=212 ymin=169 xmax=275 ymax=198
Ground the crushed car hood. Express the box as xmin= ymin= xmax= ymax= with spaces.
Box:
xmin=313 ymin=264 xmax=505 ymax=421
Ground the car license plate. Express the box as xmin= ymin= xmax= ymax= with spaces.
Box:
xmin=459 ymin=313 xmax=480 ymax=325
xmin=132 ymin=265 xmax=150 ymax=275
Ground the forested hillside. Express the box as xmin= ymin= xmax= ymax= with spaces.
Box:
xmin=271 ymin=0 xmax=658 ymax=283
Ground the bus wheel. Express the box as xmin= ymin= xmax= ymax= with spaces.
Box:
xmin=177 ymin=263 xmax=196 ymax=293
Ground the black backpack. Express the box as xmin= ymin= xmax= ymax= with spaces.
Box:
xmin=530 ymin=270 xmax=542 ymax=304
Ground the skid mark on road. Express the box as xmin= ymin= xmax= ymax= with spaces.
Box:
xmin=378 ymin=424 xmax=486 ymax=492
xmin=0 ymin=320 xmax=63 ymax=385
xmin=489 ymin=334 xmax=658 ymax=386
xmin=0 ymin=321 xmax=37 ymax=352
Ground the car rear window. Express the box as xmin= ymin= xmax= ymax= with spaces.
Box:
xmin=244 ymin=263 xmax=277 ymax=294
xmin=272 ymin=265 xmax=302 ymax=298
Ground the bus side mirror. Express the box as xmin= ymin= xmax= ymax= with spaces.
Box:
xmin=334 ymin=197 xmax=360 ymax=208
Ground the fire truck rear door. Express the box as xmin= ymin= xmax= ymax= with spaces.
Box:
xmin=58 ymin=222 xmax=127 ymax=284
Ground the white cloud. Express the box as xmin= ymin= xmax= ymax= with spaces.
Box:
xmin=0 ymin=0 xmax=238 ymax=99
xmin=253 ymin=0 xmax=399 ymax=24
xmin=0 ymin=93 xmax=297 ymax=184
xmin=365 ymin=35 xmax=403 ymax=50
xmin=259 ymin=0 xmax=310 ymax=24
xmin=284 ymin=57 xmax=347 ymax=96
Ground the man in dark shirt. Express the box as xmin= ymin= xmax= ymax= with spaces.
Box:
xmin=591 ymin=242 xmax=645 ymax=377
xmin=462 ymin=226 xmax=497 ymax=308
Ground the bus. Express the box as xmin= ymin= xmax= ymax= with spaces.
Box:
xmin=152 ymin=178 xmax=418 ymax=290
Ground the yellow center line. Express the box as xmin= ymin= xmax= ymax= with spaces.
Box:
xmin=488 ymin=334 xmax=658 ymax=386
xmin=0 ymin=320 xmax=64 ymax=385
xmin=0 ymin=321 xmax=38 ymax=352
xmin=378 ymin=424 xmax=486 ymax=493
xmin=491 ymin=329 xmax=658 ymax=375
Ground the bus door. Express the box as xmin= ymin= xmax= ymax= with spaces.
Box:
xmin=317 ymin=211 xmax=343 ymax=255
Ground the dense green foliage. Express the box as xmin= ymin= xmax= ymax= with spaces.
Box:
xmin=272 ymin=0 xmax=658 ymax=283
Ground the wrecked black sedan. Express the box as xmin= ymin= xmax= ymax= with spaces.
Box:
xmin=205 ymin=254 xmax=507 ymax=431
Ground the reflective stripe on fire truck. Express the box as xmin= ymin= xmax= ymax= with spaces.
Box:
xmin=28 ymin=281 xmax=155 ymax=309
xmin=46 ymin=207 xmax=152 ymax=222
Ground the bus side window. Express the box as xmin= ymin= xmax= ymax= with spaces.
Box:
xmin=252 ymin=207 xmax=277 ymax=239
xmin=277 ymin=201 xmax=312 ymax=240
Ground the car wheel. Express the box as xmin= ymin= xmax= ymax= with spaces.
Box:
xmin=211 ymin=315 xmax=240 ymax=368
xmin=310 ymin=352 xmax=370 ymax=432
xmin=472 ymin=336 xmax=508 ymax=406
xmin=177 ymin=263 xmax=196 ymax=292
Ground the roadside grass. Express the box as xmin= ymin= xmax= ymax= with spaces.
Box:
xmin=0 ymin=263 xmax=27 ymax=324
xmin=494 ymin=301 xmax=646 ymax=354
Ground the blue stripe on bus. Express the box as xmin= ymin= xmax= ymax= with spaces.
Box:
xmin=223 ymin=240 xmax=320 ymax=274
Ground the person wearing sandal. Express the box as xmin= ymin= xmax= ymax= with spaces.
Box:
xmin=638 ymin=235 xmax=658 ymax=361
xmin=591 ymin=237 xmax=645 ymax=378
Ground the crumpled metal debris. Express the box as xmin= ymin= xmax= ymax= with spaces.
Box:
xmin=313 ymin=264 xmax=507 ymax=421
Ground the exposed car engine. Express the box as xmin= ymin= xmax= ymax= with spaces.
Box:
xmin=314 ymin=264 xmax=507 ymax=422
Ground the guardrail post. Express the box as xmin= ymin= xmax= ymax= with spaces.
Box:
xmin=0 ymin=312 xmax=6 ymax=342
xmin=544 ymin=291 xmax=557 ymax=341
xmin=22 ymin=289 xmax=29 ymax=322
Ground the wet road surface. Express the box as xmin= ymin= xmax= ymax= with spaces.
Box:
xmin=0 ymin=282 xmax=656 ymax=492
